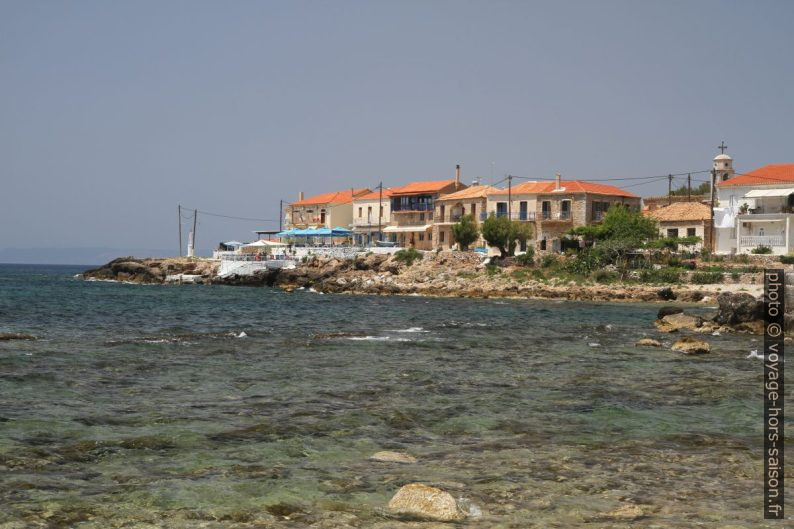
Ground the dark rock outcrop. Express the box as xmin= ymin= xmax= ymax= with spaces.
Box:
xmin=713 ymin=292 xmax=763 ymax=326
xmin=657 ymin=306 xmax=683 ymax=320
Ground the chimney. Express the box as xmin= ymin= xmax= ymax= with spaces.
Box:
xmin=555 ymin=172 xmax=561 ymax=191
xmin=299 ymin=191 xmax=304 ymax=201
xmin=455 ymin=164 xmax=461 ymax=190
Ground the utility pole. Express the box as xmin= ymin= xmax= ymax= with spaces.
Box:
xmin=279 ymin=200 xmax=283 ymax=232
xmin=668 ymin=174 xmax=673 ymax=205
xmin=378 ymin=181 xmax=383 ymax=243
xmin=710 ymin=169 xmax=716 ymax=252
xmin=687 ymin=173 xmax=691 ymax=202
xmin=178 ymin=204 xmax=182 ymax=256
xmin=507 ymin=175 xmax=513 ymax=220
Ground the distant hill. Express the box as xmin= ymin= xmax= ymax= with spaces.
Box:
xmin=0 ymin=247 xmax=211 ymax=265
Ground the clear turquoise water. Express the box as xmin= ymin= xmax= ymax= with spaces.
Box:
xmin=0 ymin=264 xmax=786 ymax=528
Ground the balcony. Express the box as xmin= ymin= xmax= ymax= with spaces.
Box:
xmin=352 ymin=216 xmax=387 ymax=226
xmin=392 ymin=203 xmax=434 ymax=212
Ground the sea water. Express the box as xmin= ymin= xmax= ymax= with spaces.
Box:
xmin=0 ymin=264 xmax=787 ymax=527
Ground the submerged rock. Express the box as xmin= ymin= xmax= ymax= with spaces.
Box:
xmin=0 ymin=333 xmax=35 ymax=341
xmin=671 ymin=337 xmax=711 ymax=355
xmin=370 ymin=451 xmax=417 ymax=464
xmin=655 ymin=312 xmax=703 ymax=332
xmin=657 ymin=306 xmax=683 ymax=320
xmin=635 ymin=338 xmax=662 ymax=347
xmin=387 ymin=483 xmax=465 ymax=522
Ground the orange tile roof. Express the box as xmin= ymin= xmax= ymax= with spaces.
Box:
xmin=437 ymin=185 xmax=501 ymax=201
xmin=487 ymin=180 xmax=639 ymax=198
xmin=643 ymin=202 xmax=711 ymax=222
xmin=717 ymin=164 xmax=794 ymax=187
xmin=291 ymin=188 xmax=370 ymax=206
xmin=354 ymin=188 xmax=396 ymax=201
xmin=391 ymin=179 xmax=459 ymax=195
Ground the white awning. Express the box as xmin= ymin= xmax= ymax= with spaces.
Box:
xmin=743 ymin=188 xmax=794 ymax=198
xmin=382 ymin=225 xmax=432 ymax=233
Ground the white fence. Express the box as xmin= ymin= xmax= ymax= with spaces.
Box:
xmin=739 ymin=235 xmax=785 ymax=247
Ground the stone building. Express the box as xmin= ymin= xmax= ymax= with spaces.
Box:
xmin=485 ymin=174 xmax=641 ymax=252
xmin=644 ymin=202 xmax=712 ymax=250
xmin=433 ymin=184 xmax=500 ymax=250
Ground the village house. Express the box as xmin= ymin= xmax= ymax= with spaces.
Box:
xmin=485 ymin=174 xmax=640 ymax=252
xmin=351 ymin=187 xmax=394 ymax=245
xmin=713 ymin=152 xmax=794 ymax=255
xmin=384 ymin=172 xmax=464 ymax=249
xmin=644 ymin=202 xmax=712 ymax=251
xmin=433 ymin=184 xmax=500 ymax=250
xmin=286 ymin=188 xmax=370 ymax=230
xmin=643 ymin=194 xmax=709 ymax=211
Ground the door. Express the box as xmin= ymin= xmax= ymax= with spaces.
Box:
xmin=519 ymin=201 xmax=528 ymax=220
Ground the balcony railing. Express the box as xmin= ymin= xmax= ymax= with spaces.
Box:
xmin=493 ymin=211 xmax=536 ymax=221
xmin=739 ymin=235 xmax=785 ymax=247
xmin=352 ymin=216 xmax=387 ymax=226
xmin=392 ymin=203 xmax=434 ymax=212
xmin=541 ymin=211 xmax=572 ymax=221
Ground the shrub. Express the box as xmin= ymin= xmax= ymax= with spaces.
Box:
xmin=540 ymin=254 xmax=558 ymax=268
xmin=639 ymin=269 xmax=681 ymax=284
xmin=530 ymin=269 xmax=545 ymax=281
xmin=731 ymin=271 xmax=741 ymax=282
xmin=733 ymin=254 xmax=749 ymax=263
xmin=514 ymin=247 xmax=535 ymax=267
xmin=779 ymin=255 xmax=794 ymax=264
xmin=393 ymin=248 xmax=423 ymax=266
xmin=751 ymin=245 xmax=773 ymax=254
xmin=485 ymin=263 xmax=501 ymax=276
xmin=691 ymin=271 xmax=724 ymax=284
xmin=593 ymin=270 xmax=618 ymax=283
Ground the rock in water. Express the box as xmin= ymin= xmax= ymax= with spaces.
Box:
xmin=671 ymin=337 xmax=711 ymax=355
xmin=635 ymin=338 xmax=662 ymax=347
xmin=657 ymin=306 xmax=683 ymax=320
xmin=387 ymin=483 xmax=465 ymax=522
xmin=713 ymin=292 xmax=763 ymax=325
xmin=0 ymin=333 xmax=36 ymax=341
xmin=655 ymin=312 xmax=703 ymax=332
xmin=370 ymin=451 xmax=417 ymax=464
xmin=604 ymin=504 xmax=645 ymax=520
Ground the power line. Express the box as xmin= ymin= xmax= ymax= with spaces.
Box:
xmin=195 ymin=209 xmax=277 ymax=222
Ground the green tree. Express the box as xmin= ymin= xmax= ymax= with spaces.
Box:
xmin=482 ymin=214 xmax=535 ymax=257
xmin=451 ymin=214 xmax=479 ymax=250
xmin=670 ymin=181 xmax=711 ymax=196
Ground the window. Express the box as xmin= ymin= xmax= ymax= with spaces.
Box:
xmin=367 ymin=206 xmax=372 ymax=219
xmin=542 ymin=201 xmax=551 ymax=220
xmin=561 ymin=200 xmax=571 ymax=219
xmin=687 ymin=228 xmax=696 ymax=237
xmin=667 ymin=228 xmax=679 ymax=238
xmin=440 ymin=205 xmax=445 ymax=220
xmin=471 ymin=203 xmax=476 ymax=218
xmin=592 ymin=201 xmax=609 ymax=221
xmin=419 ymin=212 xmax=425 ymax=221
xmin=419 ymin=233 xmax=424 ymax=241
xmin=358 ymin=207 xmax=362 ymax=218
xmin=496 ymin=202 xmax=507 ymax=217
xmin=428 ymin=232 xmax=432 ymax=241
xmin=440 ymin=231 xmax=445 ymax=242
xmin=519 ymin=201 xmax=528 ymax=220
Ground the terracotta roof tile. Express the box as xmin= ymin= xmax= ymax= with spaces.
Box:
xmin=291 ymin=188 xmax=370 ymax=206
xmin=487 ymin=180 xmax=639 ymax=198
xmin=643 ymin=202 xmax=711 ymax=222
xmin=391 ymin=179 xmax=459 ymax=195
xmin=717 ymin=164 xmax=794 ymax=187
xmin=354 ymin=188 xmax=396 ymax=200
xmin=437 ymin=185 xmax=501 ymax=201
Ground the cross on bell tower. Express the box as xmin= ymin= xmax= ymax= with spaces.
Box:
xmin=718 ymin=141 xmax=728 ymax=154
xmin=713 ymin=141 xmax=734 ymax=182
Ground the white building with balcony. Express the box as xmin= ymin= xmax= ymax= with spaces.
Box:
xmin=714 ymin=154 xmax=794 ymax=255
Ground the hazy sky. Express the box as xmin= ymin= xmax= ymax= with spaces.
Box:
xmin=2 ymin=0 xmax=793 ymax=255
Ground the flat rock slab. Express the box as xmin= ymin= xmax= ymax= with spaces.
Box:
xmin=671 ymin=337 xmax=711 ymax=355
xmin=388 ymin=483 xmax=465 ymax=522
xmin=370 ymin=451 xmax=417 ymax=464
xmin=655 ymin=313 xmax=704 ymax=333
xmin=635 ymin=338 xmax=662 ymax=347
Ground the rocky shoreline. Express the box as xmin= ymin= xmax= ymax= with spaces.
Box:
xmin=83 ymin=253 xmax=746 ymax=303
